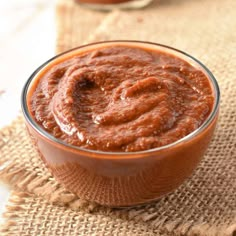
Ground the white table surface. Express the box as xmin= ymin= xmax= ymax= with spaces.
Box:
xmin=0 ymin=0 xmax=56 ymax=224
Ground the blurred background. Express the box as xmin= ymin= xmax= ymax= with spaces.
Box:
xmin=0 ymin=0 xmax=56 ymax=127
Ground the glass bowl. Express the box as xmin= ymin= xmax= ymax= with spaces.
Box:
xmin=21 ymin=41 xmax=220 ymax=207
xmin=75 ymin=0 xmax=154 ymax=11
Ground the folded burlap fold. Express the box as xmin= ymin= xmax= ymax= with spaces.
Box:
xmin=0 ymin=0 xmax=235 ymax=235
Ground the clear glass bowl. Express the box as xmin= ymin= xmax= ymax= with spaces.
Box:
xmin=21 ymin=41 xmax=220 ymax=207
xmin=75 ymin=0 xmax=153 ymax=10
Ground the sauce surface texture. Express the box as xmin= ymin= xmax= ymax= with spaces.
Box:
xmin=29 ymin=46 xmax=214 ymax=152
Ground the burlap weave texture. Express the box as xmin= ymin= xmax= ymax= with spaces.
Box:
xmin=0 ymin=0 xmax=235 ymax=235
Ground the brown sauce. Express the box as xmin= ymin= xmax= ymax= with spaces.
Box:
xmin=29 ymin=45 xmax=214 ymax=152
xmin=76 ymin=0 xmax=131 ymax=4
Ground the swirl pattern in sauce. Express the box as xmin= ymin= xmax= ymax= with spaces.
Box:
xmin=30 ymin=46 xmax=214 ymax=152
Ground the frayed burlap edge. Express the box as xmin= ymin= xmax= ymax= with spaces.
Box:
xmin=1 ymin=190 xmax=235 ymax=236
xmin=0 ymin=117 xmax=101 ymax=213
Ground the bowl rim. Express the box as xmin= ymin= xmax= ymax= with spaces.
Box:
xmin=21 ymin=40 xmax=220 ymax=158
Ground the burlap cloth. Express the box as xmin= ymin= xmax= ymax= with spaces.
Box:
xmin=0 ymin=0 xmax=236 ymax=235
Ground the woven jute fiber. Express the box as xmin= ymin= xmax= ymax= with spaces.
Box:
xmin=56 ymin=0 xmax=107 ymax=53
xmin=0 ymin=0 xmax=236 ymax=235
